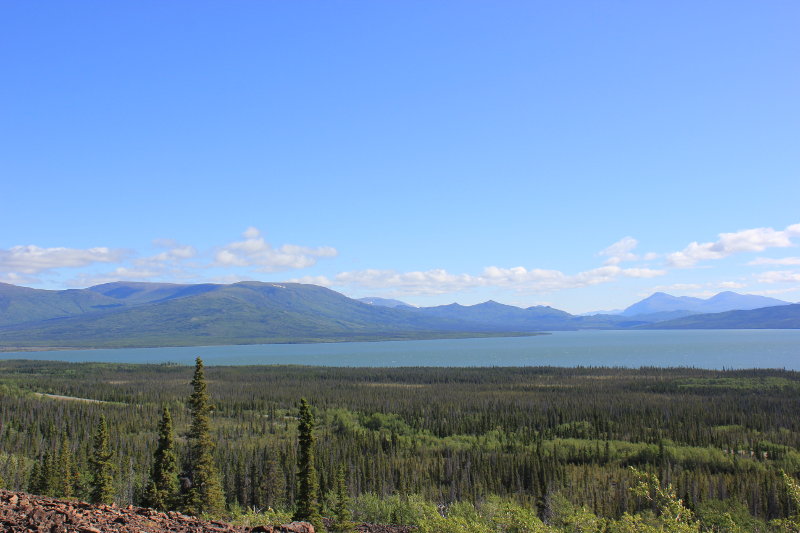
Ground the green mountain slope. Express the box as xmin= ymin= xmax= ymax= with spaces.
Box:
xmin=87 ymin=281 xmax=220 ymax=305
xmin=0 ymin=281 xmax=519 ymax=348
xmin=0 ymin=283 xmax=124 ymax=327
xmin=5 ymin=281 xmax=796 ymax=349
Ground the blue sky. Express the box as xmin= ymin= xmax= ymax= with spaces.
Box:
xmin=1 ymin=1 xmax=799 ymax=313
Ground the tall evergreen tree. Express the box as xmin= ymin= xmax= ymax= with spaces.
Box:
xmin=331 ymin=464 xmax=354 ymax=532
xmin=260 ymin=452 xmax=286 ymax=510
xmin=55 ymin=432 xmax=75 ymax=498
xmin=293 ymin=398 xmax=323 ymax=530
xmin=36 ymin=451 xmax=54 ymax=495
xmin=27 ymin=461 xmax=42 ymax=494
xmin=144 ymin=407 xmax=180 ymax=510
xmin=89 ymin=415 xmax=115 ymax=504
xmin=183 ymin=357 xmax=225 ymax=516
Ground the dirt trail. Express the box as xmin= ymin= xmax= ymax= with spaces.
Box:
xmin=32 ymin=392 xmax=109 ymax=404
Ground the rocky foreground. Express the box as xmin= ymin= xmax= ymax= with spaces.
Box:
xmin=0 ymin=490 xmax=415 ymax=533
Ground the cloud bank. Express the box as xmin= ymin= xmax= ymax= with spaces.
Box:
xmin=0 ymin=245 xmax=125 ymax=275
xmin=757 ymin=270 xmax=800 ymax=284
xmin=2 ymin=223 xmax=798 ymax=306
xmin=667 ymin=224 xmax=800 ymax=267
xmin=599 ymin=237 xmax=640 ymax=265
xmin=748 ymin=257 xmax=800 ymax=266
xmin=293 ymin=264 xmax=667 ymax=295
xmin=215 ymin=227 xmax=338 ymax=272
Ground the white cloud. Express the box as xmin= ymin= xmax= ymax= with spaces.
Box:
xmin=68 ymin=266 xmax=166 ymax=287
xmin=620 ymin=268 xmax=667 ymax=278
xmin=0 ymin=272 xmax=39 ymax=285
xmin=749 ymin=287 xmax=800 ymax=297
xmin=65 ymin=240 xmax=203 ymax=287
xmin=649 ymin=283 xmax=704 ymax=292
xmin=748 ymin=257 xmax=800 ymax=266
xmin=331 ymin=269 xmax=480 ymax=294
xmin=667 ymin=223 xmax=800 ymax=267
xmin=480 ymin=265 xmax=615 ymax=292
xmin=599 ymin=237 xmax=639 ymax=265
xmin=215 ymin=227 xmax=338 ymax=272
xmin=647 ymin=280 xmax=748 ymax=295
xmin=568 ymin=266 xmax=623 ymax=287
xmin=481 ymin=266 xmax=567 ymax=289
xmin=1 ymin=229 xmax=338 ymax=287
xmin=757 ymin=270 xmax=800 ymax=284
xmin=0 ymin=244 xmax=125 ymax=275
xmin=290 ymin=275 xmax=335 ymax=287
xmin=137 ymin=240 xmax=197 ymax=266
xmin=295 ymin=263 xmax=667 ymax=296
xmin=156 ymin=245 xmax=196 ymax=261
xmin=718 ymin=281 xmax=746 ymax=289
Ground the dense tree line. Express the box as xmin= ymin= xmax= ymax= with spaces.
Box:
xmin=1 ymin=360 xmax=799 ymax=530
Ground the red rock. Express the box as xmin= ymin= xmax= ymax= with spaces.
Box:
xmin=278 ymin=522 xmax=315 ymax=533
xmin=0 ymin=489 xmax=412 ymax=533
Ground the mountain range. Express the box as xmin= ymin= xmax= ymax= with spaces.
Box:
xmin=0 ymin=281 xmax=797 ymax=349
xmin=619 ymin=291 xmax=788 ymax=316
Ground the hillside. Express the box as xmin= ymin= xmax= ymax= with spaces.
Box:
xmin=0 ymin=283 xmax=124 ymax=327
xmin=415 ymin=300 xmax=573 ymax=330
xmin=0 ymin=282 xmax=529 ymax=348
xmin=2 ymin=283 xmax=798 ymax=349
xmin=2 ymin=362 xmax=800 ymax=529
xmin=641 ymin=303 xmax=800 ymax=329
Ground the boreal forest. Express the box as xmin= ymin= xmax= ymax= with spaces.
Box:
xmin=2 ymin=359 xmax=800 ymax=532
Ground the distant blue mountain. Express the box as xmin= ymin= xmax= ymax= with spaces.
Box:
xmin=641 ymin=304 xmax=800 ymax=329
xmin=622 ymin=291 xmax=789 ymax=316
xmin=1 ymin=283 xmax=797 ymax=349
xmin=0 ymin=282 xmax=515 ymax=348
xmin=415 ymin=300 xmax=576 ymax=331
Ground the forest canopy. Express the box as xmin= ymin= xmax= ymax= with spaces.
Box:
xmin=1 ymin=361 xmax=799 ymax=531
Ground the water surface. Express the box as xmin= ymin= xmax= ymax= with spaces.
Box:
xmin=1 ymin=329 xmax=798 ymax=369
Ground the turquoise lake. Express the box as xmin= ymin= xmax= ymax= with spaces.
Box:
xmin=1 ymin=329 xmax=799 ymax=369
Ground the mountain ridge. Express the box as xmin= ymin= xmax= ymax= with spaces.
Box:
xmin=639 ymin=303 xmax=800 ymax=329
xmin=0 ymin=281 xmax=541 ymax=348
xmin=1 ymin=282 xmax=797 ymax=349
xmin=621 ymin=291 xmax=789 ymax=316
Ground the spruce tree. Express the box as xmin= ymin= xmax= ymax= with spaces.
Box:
xmin=28 ymin=461 xmax=43 ymax=494
xmin=261 ymin=453 xmax=286 ymax=510
xmin=331 ymin=464 xmax=354 ymax=532
xmin=55 ymin=432 xmax=74 ymax=498
xmin=293 ymin=398 xmax=323 ymax=530
xmin=144 ymin=407 xmax=180 ymax=510
xmin=183 ymin=357 xmax=225 ymax=516
xmin=89 ymin=415 xmax=115 ymax=504
xmin=38 ymin=451 xmax=54 ymax=495
xmin=28 ymin=461 xmax=42 ymax=494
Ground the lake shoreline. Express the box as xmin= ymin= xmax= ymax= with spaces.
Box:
xmin=0 ymin=330 xmax=798 ymax=370
xmin=0 ymin=331 xmax=548 ymax=353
